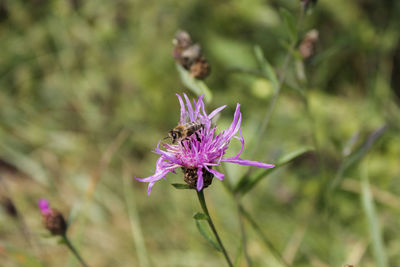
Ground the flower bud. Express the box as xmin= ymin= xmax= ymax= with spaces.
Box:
xmin=38 ymin=199 xmax=67 ymax=236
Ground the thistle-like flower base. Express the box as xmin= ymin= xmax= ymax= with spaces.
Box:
xmin=183 ymin=167 xmax=214 ymax=189
xmin=43 ymin=210 xmax=67 ymax=236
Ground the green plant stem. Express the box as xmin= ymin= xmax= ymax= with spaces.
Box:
xmin=197 ymin=190 xmax=233 ymax=267
xmin=236 ymin=195 xmax=252 ymax=267
xmin=238 ymin=204 xmax=290 ymax=267
xmin=62 ymin=235 xmax=89 ymax=267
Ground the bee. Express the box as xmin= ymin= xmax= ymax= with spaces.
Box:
xmin=168 ymin=121 xmax=204 ymax=144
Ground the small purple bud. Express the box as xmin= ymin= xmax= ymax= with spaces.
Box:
xmin=38 ymin=199 xmax=67 ymax=236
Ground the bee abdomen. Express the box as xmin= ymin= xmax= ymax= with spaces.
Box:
xmin=185 ymin=122 xmax=204 ymax=136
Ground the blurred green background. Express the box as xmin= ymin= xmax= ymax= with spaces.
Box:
xmin=0 ymin=0 xmax=399 ymax=266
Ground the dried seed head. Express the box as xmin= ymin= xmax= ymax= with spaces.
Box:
xmin=299 ymin=29 xmax=319 ymax=60
xmin=190 ymin=56 xmax=211 ymax=80
xmin=173 ymin=30 xmax=211 ymax=79
xmin=43 ymin=209 xmax=67 ymax=236
xmin=176 ymin=44 xmax=202 ymax=70
xmin=173 ymin=30 xmax=193 ymax=48
xmin=182 ymin=167 xmax=214 ymax=189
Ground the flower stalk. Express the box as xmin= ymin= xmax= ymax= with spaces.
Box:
xmin=197 ymin=190 xmax=233 ymax=267
xmin=38 ymin=199 xmax=88 ymax=267
xmin=61 ymin=234 xmax=89 ymax=267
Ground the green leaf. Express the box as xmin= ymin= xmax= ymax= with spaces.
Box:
xmin=171 ymin=183 xmax=192 ymax=190
xmin=253 ymin=46 xmax=279 ymax=90
xmin=329 ymin=124 xmax=387 ymax=191
xmin=234 ymin=146 xmax=314 ymax=194
xmin=176 ymin=64 xmax=212 ymax=103
xmin=58 ymin=237 xmax=67 ymax=245
xmin=195 ymin=220 xmax=222 ymax=252
xmin=193 ymin=212 xmax=209 ymax=220
xmin=279 ymin=8 xmax=298 ymax=44
xmin=276 ymin=146 xmax=314 ymax=165
xmin=361 ymin=163 xmax=388 ymax=267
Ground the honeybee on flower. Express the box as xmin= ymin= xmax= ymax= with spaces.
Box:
xmin=135 ymin=93 xmax=274 ymax=195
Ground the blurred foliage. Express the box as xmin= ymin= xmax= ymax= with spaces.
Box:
xmin=0 ymin=0 xmax=399 ymax=266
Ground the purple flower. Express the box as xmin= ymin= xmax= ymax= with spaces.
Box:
xmin=136 ymin=93 xmax=275 ymax=195
xmin=38 ymin=198 xmax=51 ymax=215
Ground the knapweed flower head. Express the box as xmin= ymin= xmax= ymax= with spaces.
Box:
xmin=136 ymin=93 xmax=275 ymax=195
xmin=38 ymin=199 xmax=67 ymax=236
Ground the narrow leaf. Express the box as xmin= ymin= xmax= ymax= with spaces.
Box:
xmin=279 ymin=8 xmax=298 ymax=44
xmin=193 ymin=212 xmax=209 ymax=220
xmin=330 ymin=124 xmax=387 ymax=191
xmin=276 ymin=146 xmax=314 ymax=165
xmin=235 ymin=146 xmax=314 ymax=194
xmin=176 ymin=64 xmax=212 ymax=103
xmin=239 ymin=205 xmax=289 ymax=267
xmin=195 ymin=220 xmax=222 ymax=252
xmin=361 ymin=164 xmax=388 ymax=267
xmin=171 ymin=183 xmax=192 ymax=190
xmin=253 ymin=46 xmax=279 ymax=90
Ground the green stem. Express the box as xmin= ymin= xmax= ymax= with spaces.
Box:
xmin=62 ymin=235 xmax=89 ymax=267
xmin=197 ymin=190 xmax=233 ymax=267
xmin=236 ymin=195 xmax=252 ymax=267
xmin=239 ymin=204 xmax=290 ymax=267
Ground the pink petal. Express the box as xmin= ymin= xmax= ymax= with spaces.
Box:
xmin=222 ymin=158 xmax=275 ymax=169
xmin=196 ymin=168 xmax=204 ymax=191
xmin=183 ymin=93 xmax=194 ymax=121
xmin=208 ymin=105 xmax=227 ymax=120
xmin=176 ymin=94 xmax=187 ymax=124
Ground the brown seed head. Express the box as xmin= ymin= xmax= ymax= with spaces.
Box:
xmin=299 ymin=29 xmax=319 ymax=60
xmin=190 ymin=56 xmax=211 ymax=80
xmin=173 ymin=30 xmax=193 ymax=48
xmin=173 ymin=30 xmax=211 ymax=79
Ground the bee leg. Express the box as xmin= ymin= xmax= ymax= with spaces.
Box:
xmin=195 ymin=132 xmax=201 ymax=142
xmin=180 ymin=138 xmax=189 ymax=146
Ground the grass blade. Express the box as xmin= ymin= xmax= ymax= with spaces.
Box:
xmin=330 ymin=124 xmax=388 ymax=191
xmin=122 ymin=164 xmax=151 ymax=267
xmin=235 ymin=146 xmax=314 ymax=194
xmin=279 ymin=8 xmax=298 ymax=44
xmin=176 ymin=64 xmax=212 ymax=103
xmin=253 ymin=46 xmax=279 ymax=90
xmin=360 ymin=162 xmax=388 ymax=267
